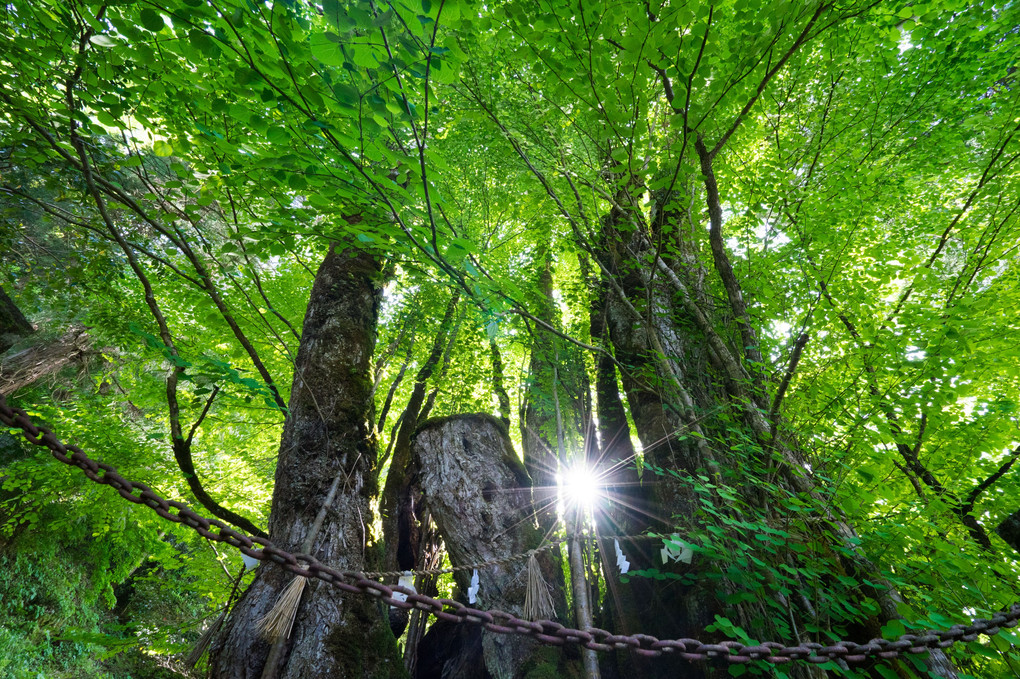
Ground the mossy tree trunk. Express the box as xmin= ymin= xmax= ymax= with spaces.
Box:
xmin=520 ymin=245 xmax=591 ymax=532
xmin=595 ymin=193 xmax=718 ymax=679
xmin=520 ymin=245 xmax=564 ymax=531
xmin=590 ymin=145 xmax=958 ymax=678
xmin=380 ymin=292 xmax=460 ymax=574
xmin=210 ymin=245 xmax=404 ymax=679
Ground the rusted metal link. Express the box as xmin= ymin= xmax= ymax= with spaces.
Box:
xmin=3 ymin=396 xmax=1020 ymax=665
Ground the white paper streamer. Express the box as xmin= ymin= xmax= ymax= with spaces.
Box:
xmin=392 ymin=571 xmax=416 ymax=603
xmin=467 ymin=568 xmax=480 ymax=604
xmin=660 ymin=533 xmax=694 ymax=565
xmin=614 ymin=539 xmax=630 ymax=574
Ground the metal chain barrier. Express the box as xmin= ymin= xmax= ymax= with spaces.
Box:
xmin=3 ymin=396 xmax=1018 ymax=665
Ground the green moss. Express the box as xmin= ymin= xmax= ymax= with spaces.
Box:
xmin=325 ymin=601 xmax=408 ymax=679
xmin=521 ymin=645 xmax=580 ymax=679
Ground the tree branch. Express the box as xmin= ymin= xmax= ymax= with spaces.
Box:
xmin=696 ymin=136 xmax=765 ymax=390
xmin=962 ymin=445 xmax=1020 ymax=516
xmin=769 ymin=331 xmax=810 ymax=431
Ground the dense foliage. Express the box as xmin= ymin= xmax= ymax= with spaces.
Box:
xmin=2 ymin=0 xmax=1020 ymax=677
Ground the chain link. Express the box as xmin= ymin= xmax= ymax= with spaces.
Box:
xmin=2 ymin=396 xmax=1017 ymax=665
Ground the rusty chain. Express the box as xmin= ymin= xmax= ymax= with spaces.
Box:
xmin=3 ymin=396 xmax=1018 ymax=665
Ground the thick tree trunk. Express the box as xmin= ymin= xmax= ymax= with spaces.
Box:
xmin=0 ymin=325 xmax=90 ymax=396
xmin=413 ymin=414 xmax=571 ymax=679
xmin=997 ymin=510 xmax=1020 ymax=553
xmin=597 ymin=199 xmax=718 ymax=679
xmin=210 ymin=246 xmax=403 ymax=679
xmin=0 ymin=285 xmax=33 ymax=354
xmin=595 ymin=177 xmax=957 ymax=678
xmin=588 ymin=278 xmax=660 ymax=679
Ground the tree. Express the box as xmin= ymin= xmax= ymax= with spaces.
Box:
xmin=2 ymin=1 xmax=1020 ymax=678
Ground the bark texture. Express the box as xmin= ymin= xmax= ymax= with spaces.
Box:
xmin=997 ymin=510 xmax=1020 ymax=553
xmin=592 ymin=175 xmax=957 ymax=678
xmin=0 ymin=285 xmax=33 ymax=354
xmin=596 ymin=195 xmax=718 ymax=679
xmin=520 ymin=248 xmax=591 ymax=539
xmin=0 ymin=325 xmax=90 ymax=396
xmin=520 ymin=248 xmax=562 ymax=529
xmin=413 ymin=414 xmax=570 ymax=679
xmin=210 ymin=246 xmax=403 ymax=679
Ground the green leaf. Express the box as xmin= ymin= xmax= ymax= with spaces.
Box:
xmin=310 ymin=33 xmax=345 ymax=66
xmin=89 ymin=34 xmax=115 ymax=47
xmin=153 ymin=140 xmax=174 ymax=157
xmin=139 ymin=9 xmax=165 ymax=32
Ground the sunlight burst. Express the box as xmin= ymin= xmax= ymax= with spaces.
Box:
xmin=558 ymin=464 xmax=602 ymax=511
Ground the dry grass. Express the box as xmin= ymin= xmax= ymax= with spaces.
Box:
xmin=256 ymin=577 xmax=307 ymax=641
xmin=523 ymin=553 xmax=555 ymax=621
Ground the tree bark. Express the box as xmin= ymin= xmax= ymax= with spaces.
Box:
xmin=210 ymin=245 xmax=404 ymax=679
xmin=489 ymin=338 xmax=511 ymax=430
xmin=0 ymin=325 xmax=90 ymax=396
xmin=520 ymin=247 xmax=562 ymax=531
xmin=588 ymin=275 xmax=660 ymax=679
xmin=594 ymin=178 xmax=958 ymax=678
xmin=0 ymin=285 xmax=33 ymax=354
xmin=997 ymin=510 xmax=1020 ymax=553
xmin=596 ymin=197 xmax=718 ymax=679
xmin=413 ymin=414 xmax=571 ymax=679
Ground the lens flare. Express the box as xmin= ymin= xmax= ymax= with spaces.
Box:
xmin=558 ymin=464 xmax=601 ymax=510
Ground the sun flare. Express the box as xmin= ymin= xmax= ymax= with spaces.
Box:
xmin=558 ymin=464 xmax=602 ymax=511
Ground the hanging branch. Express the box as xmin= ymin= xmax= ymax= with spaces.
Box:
xmin=0 ymin=86 xmax=289 ymax=413
xmin=57 ymin=20 xmax=265 ymax=539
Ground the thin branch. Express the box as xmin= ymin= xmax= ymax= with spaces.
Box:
xmin=709 ymin=2 xmax=829 ymax=157
xmin=696 ymin=136 xmax=765 ymax=387
xmin=186 ymin=385 xmax=222 ymax=446
xmin=963 ymin=445 xmax=1020 ymax=516
xmin=769 ymin=332 xmax=810 ymax=430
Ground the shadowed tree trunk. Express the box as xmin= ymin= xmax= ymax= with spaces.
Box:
xmin=0 ymin=286 xmax=33 ymax=354
xmin=997 ymin=510 xmax=1020 ymax=553
xmin=413 ymin=414 xmax=573 ymax=679
xmin=592 ymin=156 xmax=958 ymax=678
xmin=595 ymin=193 xmax=717 ymax=679
xmin=520 ymin=246 xmax=562 ymax=531
xmin=587 ymin=273 xmax=657 ymax=679
xmin=520 ymin=247 xmax=591 ymax=533
xmin=210 ymin=245 xmax=404 ymax=679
